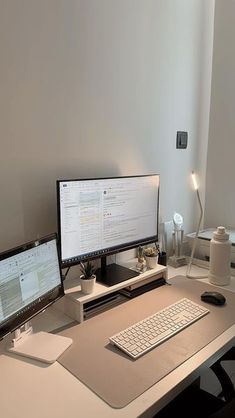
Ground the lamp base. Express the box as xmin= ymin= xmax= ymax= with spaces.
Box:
xmin=168 ymin=255 xmax=187 ymax=268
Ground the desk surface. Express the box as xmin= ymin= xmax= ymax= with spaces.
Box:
xmin=1 ymin=264 xmax=235 ymax=418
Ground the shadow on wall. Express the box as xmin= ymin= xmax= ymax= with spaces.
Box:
xmin=0 ymin=159 xmax=128 ymax=251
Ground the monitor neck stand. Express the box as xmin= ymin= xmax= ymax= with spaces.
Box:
xmin=96 ymin=255 xmax=139 ymax=286
xmin=8 ymin=322 xmax=72 ymax=364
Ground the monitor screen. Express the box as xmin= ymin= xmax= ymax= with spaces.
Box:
xmin=0 ymin=233 xmax=64 ymax=340
xmin=57 ymin=175 xmax=160 ymax=276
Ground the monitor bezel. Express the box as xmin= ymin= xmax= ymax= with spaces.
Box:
xmin=57 ymin=174 xmax=160 ymax=268
xmin=0 ymin=233 xmax=64 ymax=340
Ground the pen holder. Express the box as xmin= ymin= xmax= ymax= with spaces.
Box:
xmin=158 ymin=251 xmax=167 ymax=266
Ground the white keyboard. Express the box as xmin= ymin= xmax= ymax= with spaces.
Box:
xmin=109 ymin=298 xmax=209 ymax=359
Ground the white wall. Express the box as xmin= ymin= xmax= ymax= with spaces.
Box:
xmin=205 ymin=0 xmax=235 ymax=230
xmin=0 ymin=0 xmax=214 ymax=251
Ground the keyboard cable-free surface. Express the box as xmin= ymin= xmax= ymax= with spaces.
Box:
xmin=109 ymin=298 xmax=209 ymax=359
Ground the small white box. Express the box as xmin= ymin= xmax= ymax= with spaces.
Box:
xmin=186 ymin=228 xmax=235 ymax=266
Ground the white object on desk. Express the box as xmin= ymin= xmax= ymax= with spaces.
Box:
xmin=56 ymin=261 xmax=167 ymax=323
xmin=109 ymin=297 xmax=209 ymax=359
xmin=9 ymin=328 xmax=72 ymax=364
xmin=209 ymin=226 xmax=232 ymax=286
xmin=168 ymin=213 xmax=187 ymax=267
xmin=187 ymin=228 xmax=235 ymax=266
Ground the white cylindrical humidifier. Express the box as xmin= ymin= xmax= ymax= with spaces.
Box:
xmin=209 ymin=226 xmax=231 ymax=286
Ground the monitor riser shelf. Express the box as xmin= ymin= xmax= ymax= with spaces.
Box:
xmin=55 ymin=261 xmax=167 ymax=323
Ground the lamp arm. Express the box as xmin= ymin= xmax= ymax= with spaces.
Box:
xmin=186 ymin=189 xmax=208 ymax=279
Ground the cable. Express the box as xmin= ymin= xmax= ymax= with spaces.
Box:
xmin=62 ymin=266 xmax=70 ymax=281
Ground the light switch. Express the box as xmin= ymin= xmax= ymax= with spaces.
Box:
xmin=176 ymin=131 xmax=188 ymax=149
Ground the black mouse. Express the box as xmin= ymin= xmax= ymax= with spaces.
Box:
xmin=201 ymin=291 xmax=226 ymax=306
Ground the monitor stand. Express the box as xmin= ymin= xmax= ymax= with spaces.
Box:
xmin=96 ymin=256 xmax=139 ymax=286
xmin=8 ymin=322 xmax=72 ymax=364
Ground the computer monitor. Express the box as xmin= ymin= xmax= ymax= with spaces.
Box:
xmin=0 ymin=233 xmax=72 ymax=363
xmin=57 ymin=174 xmax=160 ymax=286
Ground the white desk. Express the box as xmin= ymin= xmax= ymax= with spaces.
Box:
xmin=1 ymin=264 xmax=235 ymax=418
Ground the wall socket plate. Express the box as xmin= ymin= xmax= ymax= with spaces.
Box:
xmin=176 ymin=131 xmax=188 ymax=149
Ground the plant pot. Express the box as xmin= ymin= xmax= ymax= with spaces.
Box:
xmin=145 ymin=255 xmax=158 ymax=269
xmin=80 ymin=274 xmax=96 ymax=294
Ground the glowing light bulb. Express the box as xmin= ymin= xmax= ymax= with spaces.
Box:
xmin=191 ymin=171 xmax=198 ymax=190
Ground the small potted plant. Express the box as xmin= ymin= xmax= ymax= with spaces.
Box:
xmin=143 ymin=245 xmax=159 ymax=269
xmin=136 ymin=245 xmax=147 ymax=272
xmin=80 ymin=261 xmax=96 ymax=294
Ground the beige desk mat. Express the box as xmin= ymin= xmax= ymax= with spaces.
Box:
xmin=58 ymin=276 xmax=235 ymax=409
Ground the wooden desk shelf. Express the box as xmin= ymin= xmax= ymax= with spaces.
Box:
xmin=56 ymin=260 xmax=167 ymax=323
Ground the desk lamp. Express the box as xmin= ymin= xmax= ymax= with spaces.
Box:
xmin=186 ymin=171 xmax=208 ymax=279
xmin=168 ymin=212 xmax=187 ymax=267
